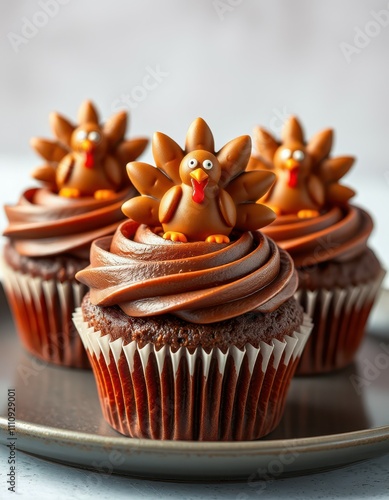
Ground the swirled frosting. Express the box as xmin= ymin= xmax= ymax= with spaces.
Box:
xmin=262 ymin=205 xmax=373 ymax=268
xmin=3 ymin=187 xmax=134 ymax=259
xmin=76 ymin=220 xmax=298 ymax=324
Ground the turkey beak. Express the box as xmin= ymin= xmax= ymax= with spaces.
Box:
xmin=190 ymin=168 xmax=208 ymax=183
xmin=81 ymin=140 xmax=94 ymax=152
xmin=285 ymin=158 xmax=299 ymax=170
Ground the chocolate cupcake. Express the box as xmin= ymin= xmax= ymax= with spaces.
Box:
xmin=249 ymin=116 xmax=385 ymax=374
xmin=74 ymin=118 xmax=312 ymax=440
xmin=2 ymin=100 xmax=148 ymax=368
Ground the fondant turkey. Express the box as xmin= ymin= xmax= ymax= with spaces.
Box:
xmin=248 ymin=116 xmax=355 ymax=217
xmin=30 ymin=100 xmax=148 ymax=199
xmin=122 ymin=118 xmax=276 ymax=242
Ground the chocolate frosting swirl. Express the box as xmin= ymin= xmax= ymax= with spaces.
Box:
xmin=262 ymin=205 xmax=373 ymax=268
xmin=3 ymin=187 xmax=135 ymax=259
xmin=76 ymin=220 xmax=298 ymax=324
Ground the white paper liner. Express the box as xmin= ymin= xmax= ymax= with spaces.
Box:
xmin=2 ymin=259 xmax=89 ymax=368
xmin=295 ymin=268 xmax=386 ymax=374
xmin=73 ymin=308 xmax=312 ymax=440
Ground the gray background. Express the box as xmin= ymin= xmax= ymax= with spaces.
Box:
xmin=1 ymin=0 xmax=388 ymax=167
xmin=1 ymin=0 xmax=388 ymax=273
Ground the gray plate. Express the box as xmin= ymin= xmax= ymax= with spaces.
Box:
xmin=0 ymin=285 xmax=389 ymax=481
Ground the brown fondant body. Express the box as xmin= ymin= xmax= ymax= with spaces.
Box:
xmin=267 ymin=171 xmax=319 ymax=215
xmin=57 ymin=152 xmax=121 ymax=197
xmin=160 ymin=184 xmax=234 ymax=241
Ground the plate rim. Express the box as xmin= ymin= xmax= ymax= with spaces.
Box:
xmin=1 ymin=418 xmax=389 ymax=456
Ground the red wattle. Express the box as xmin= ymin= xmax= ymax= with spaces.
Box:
xmin=288 ymin=167 xmax=299 ymax=188
xmin=192 ymin=179 xmax=208 ymax=203
xmin=85 ymin=151 xmax=94 ymax=169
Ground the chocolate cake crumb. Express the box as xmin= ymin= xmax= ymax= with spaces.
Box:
xmin=4 ymin=242 xmax=89 ymax=283
xmin=298 ymin=248 xmax=382 ymax=290
xmin=81 ymin=293 xmax=304 ymax=352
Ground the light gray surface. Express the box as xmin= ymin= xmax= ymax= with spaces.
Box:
xmin=1 ymin=445 xmax=389 ymax=499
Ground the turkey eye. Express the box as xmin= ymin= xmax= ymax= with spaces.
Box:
xmin=88 ymin=131 xmax=101 ymax=142
xmin=76 ymin=130 xmax=87 ymax=142
xmin=187 ymin=158 xmax=198 ymax=168
xmin=280 ymin=148 xmax=292 ymax=160
xmin=293 ymin=150 xmax=305 ymax=161
xmin=203 ymin=160 xmax=213 ymax=170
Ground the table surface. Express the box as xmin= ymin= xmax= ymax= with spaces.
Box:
xmin=1 ymin=446 xmax=389 ymax=499
xmin=1 ymin=156 xmax=388 ymax=498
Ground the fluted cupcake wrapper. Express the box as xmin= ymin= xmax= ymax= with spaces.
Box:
xmin=2 ymin=259 xmax=89 ymax=368
xmin=73 ymin=309 xmax=312 ymax=441
xmin=295 ymin=269 xmax=386 ymax=375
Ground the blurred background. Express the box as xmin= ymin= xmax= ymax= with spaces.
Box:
xmin=1 ymin=0 xmax=388 ymax=276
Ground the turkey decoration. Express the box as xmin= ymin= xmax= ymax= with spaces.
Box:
xmin=248 ymin=116 xmax=355 ymax=218
xmin=122 ymin=118 xmax=276 ymax=243
xmin=30 ymin=100 xmax=148 ymax=199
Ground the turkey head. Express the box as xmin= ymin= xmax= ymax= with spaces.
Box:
xmin=123 ymin=118 xmax=276 ymax=243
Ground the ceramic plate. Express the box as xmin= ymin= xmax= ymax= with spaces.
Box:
xmin=0 ymin=286 xmax=388 ymax=481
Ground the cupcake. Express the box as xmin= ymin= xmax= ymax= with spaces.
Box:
xmin=248 ymin=116 xmax=385 ymax=374
xmin=2 ymin=100 xmax=148 ymax=368
xmin=74 ymin=118 xmax=312 ymax=440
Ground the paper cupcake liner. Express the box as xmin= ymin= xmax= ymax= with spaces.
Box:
xmin=295 ymin=269 xmax=386 ymax=375
xmin=2 ymin=259 xmax=90 ymax=369
xmin=73 ymin=309 xmax=312 ymax=441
